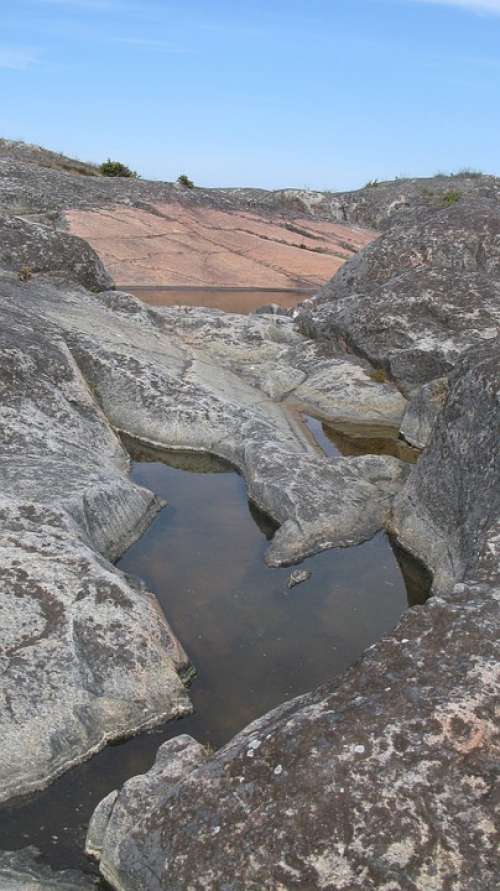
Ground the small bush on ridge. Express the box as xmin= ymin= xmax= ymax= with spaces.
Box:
xmin=177 ymin=174 xmax=194 ymax=189
xmin=100 ymin=159 xmax=137 ymax=178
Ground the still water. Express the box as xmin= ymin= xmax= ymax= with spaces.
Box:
xmin=0 ymin=444 xmax=430 ymax=876
xmin=303 ymin=415 xmax=420 ymax=463
xmin=125 ymin=286 xmax=313 ymax=313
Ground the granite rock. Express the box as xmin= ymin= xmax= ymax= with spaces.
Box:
xmin=392 ymin=337 xmax=500 ymax=593
xmin=87 ymin=578 xmax=499 ymax=891
xmin=0 ymin=214 xmax=113 ymax=290
xmin=297 ymin=201 xmax=500 ymax=392
xmin=400 ymin=377 xmax=449 ymax=449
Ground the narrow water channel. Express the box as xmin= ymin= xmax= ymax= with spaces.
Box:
xmin=0 ymin=444 xmax=431 ymax=878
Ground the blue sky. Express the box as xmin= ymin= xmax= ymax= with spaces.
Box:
xmin=1 ymin=0 xmax=499 ymax=190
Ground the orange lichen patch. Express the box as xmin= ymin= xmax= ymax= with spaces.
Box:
xmin=65 ymin=203 xmax=376 ymax=288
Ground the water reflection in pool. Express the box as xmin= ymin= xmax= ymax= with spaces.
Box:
xmin=124 ymin=286 xmax=313 ymax=314
xmin=0 ymin=443 xmax=431 ymax=874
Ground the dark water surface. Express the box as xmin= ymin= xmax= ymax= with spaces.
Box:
xmin=0 ymin=446 xmax=430 ymax=876
xmin=124 ymin=285 xmax=314 ymax=313
xmin=303 ymin=415 xmax=420 ymax=463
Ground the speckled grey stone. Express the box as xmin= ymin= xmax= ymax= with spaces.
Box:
xmin=0 ymin=214 xmax=112 ymax=290
xmin=297 ymin=200 xmax=500 ymax=393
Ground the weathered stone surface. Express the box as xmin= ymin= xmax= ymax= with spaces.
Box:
xmin=0 ymin=270 xmax=409 ymax=802
xmin=400 ymin=376 xmax=449 ymax=449
xmin=1 ymin=141 xmax=498 ymax=889
xmin=0 ymin=214 xmax=112 ymax=290
xmin=86 ymin=735 xmax=208 ymax=889
xmin=87 ymin=580 xmax=499 ymax=891
xmin=323 ymin=173 xmax=500 ymax=229
xmin=0 ymin=136 xmax=101 ymax=177
xmin=393 ymin=338 xmax=500 ymax=593
xmin=0 ymin=293 xmax=191 ymax=804
xmin=0 ymin=155 xmax=374 ymax=290
xmin=0 ymin=847 xmax=97 ymax=889
xmin=298 ymin=201 xmax=500 ymax=392
xmin=287 ymin=568 xmax=312 ymax=589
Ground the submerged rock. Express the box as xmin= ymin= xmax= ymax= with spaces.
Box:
xmin=287 ymin=568 xmax=312 ymax=589
xmin=0 ymin=848 xmax=97 ymax=889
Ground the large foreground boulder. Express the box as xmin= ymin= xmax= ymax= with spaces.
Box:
xmin=86 ymin=337 xmax=499 ymax=891
xmin=87 ymin=580 xmax=499 ymax=891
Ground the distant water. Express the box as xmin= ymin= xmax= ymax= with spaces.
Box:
xmin=122 ymin=286 xmax=315 ymax=313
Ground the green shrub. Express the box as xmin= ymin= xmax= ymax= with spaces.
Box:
xmin=364 ymin=178 xmax=379 ymax=188
xmin=99 ymin=159 xmax=137 ymax=178
xmin=177 ymin=174 xmax=194 ymax=189
xmin=441 ymin=190 xmax=462 ymax=206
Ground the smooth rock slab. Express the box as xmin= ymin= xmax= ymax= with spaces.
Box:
xmin=0 ymin=295 xmax=191 ymax=803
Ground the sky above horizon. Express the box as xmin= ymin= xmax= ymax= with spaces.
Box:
xmin=1 ymin=0 xmax=499 ymax=190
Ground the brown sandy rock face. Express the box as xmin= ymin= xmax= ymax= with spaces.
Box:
xmin=65 ymin=203 xmax=375 ymax=288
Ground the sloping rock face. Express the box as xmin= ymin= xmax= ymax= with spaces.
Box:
xmin=65 ymin=204 xmax=374 ymax=289
xmin=0 ymin=268 xmax=409 ymax=803
xmin=0 ymin=214 xmax=112 ymax=290
xmin=392 ymin=339 xmax=500 ymax=593
xmin=0 ymin=291 xmax=191 ymax=804
xmin=87 ymin=338 xmax=499 ymax=891
xmin=297 ymin=200 xmax=500 ymax=393
xmin=0 ymin=137 xmax=101 ymax=177
xmin=0 ymin=848 xmax=97 ymax=890
xmin=0 ymin=152 xmax=376 ymax=290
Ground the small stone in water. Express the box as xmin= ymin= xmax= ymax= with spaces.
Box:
xmin=287 ymin=569 xmax=312 ymax=589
